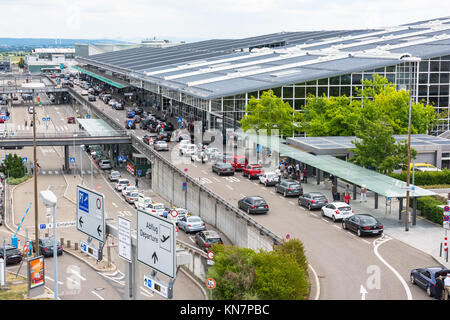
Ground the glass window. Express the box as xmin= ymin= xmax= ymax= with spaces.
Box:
xmin=306 ymin=87 xmax=316 ymax=97
xmin=330 ymin=76 xmax=340 ymax=85
xmin=429 ymin=97 xmax=438 ymax=106
xmin=341 ymin=75 xmax=351 ymax=85
xmin=441 ymin=61 xmax=450 ymax=72
xmin=375 ymin=67 xmax=385 ymax=73
xmin=352 ymin=74 xmax=362 ymax=85
xmin=418 ymin=85 xmax=428 ymax=96
xmin=318 ymin=78 xmax=328 ymax=86
xmin=440 ymin=73 xmax=449 ymax=84
xmin=272 ymin=87 xmax=282 ymax=97
xmin=386 ymin=74 xmax=395 ymax=83
xmin=295 ymin=99 xmax=305 ymax=109
xmin=318 ymin=87 xmax=327 ymax=97
xmin=419 ymin=61 xmax=429 ymax=72
xmin=306 ymin=80 xmax=317 ymax=86
xmin=439 ymin=97 xmax=449 ymax=107
xmin=386 ymin=66 xmax=395 ymax=72
xmin=282 ymin=86 xmax=293 ymax=99
xmin=429 ymin=85 xmax=439 ymax=96
xmin=329 ymin=86 xmax=339 ymax=97
xmin=419 ymin=73 xmax=429 ymax=83
xmin=295 ymin=86 xmax=305 ymax=99
xmin=440 ymin=85 xmax=449 ymax=96
xmin=363 ymin=73 xmax=374 ymax=81
xmin=430 ymin=73 xmax=439 ymax=84
xmin=430 ymin=61 xmax=440 ymax=72
xmin=248 ymin=91 xmax=258 ymax=99
xmin=341 ymin=86 xmax=350 ymax=97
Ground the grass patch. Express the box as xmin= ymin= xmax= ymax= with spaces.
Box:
xmin=0 ymin=272 xmax=51 ymax=300
xmin=420 ymin=184 xmax=450 ymax=189
xmin=7 ymin=175 xmax=32 ymax=185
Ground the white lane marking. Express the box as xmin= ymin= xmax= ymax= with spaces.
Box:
xmin=212 ymin=177 xmax=220 ymax=182
xmin=226 ymin=185 xmax=233 ymax=190
xmin=140 ymin=287 xmax=154 ymax=297
xmin=321 ymin=218 xmax=329 ymax=223
xmin=91 ymin=290 xmax=105 ymax=300
xmin=67 ymin=266 xmax=86 ymax=281
xmin=45 ymin=276 xmax=64 ymax=285
xmin=189 ymin=236 xmax=196 ymax=244
xmin=288 ymin=201 xmax=295 ymax=206
xmin=240 ymin=193 xmax=246 ymax=198
xmin=332 ymin=225 xmax=341 ymax=230
xmin=373 ymin=236 xmax=412 ymax=300
xmin=201 ymin=170 xmax=207 ymax=175
xmin=308 ymin=264 xmax=321 ymax=300
xmin=112 ymin=202 xmax=118 ymax=208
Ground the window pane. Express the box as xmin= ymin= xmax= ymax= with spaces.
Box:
xmin=429 ymin=85 xmax=439 ymax=96
xmin=441 ymin=61 xmax=450 ymax=72
xmin=295 ymin=86 xmax=305 ymax=99
xmin=306 ymin=80 xmax=317 ymax=86
xmin=283 ymin=86 xmax=293 ymax=99
xmin=318 ymin=78 xmax=328 ymax=86
xmin=386 ymin=74 xmax=395 ymax=83
xmin=341 ymin=86 xmax=350 ymax=96
xmin=430 ymin=61 xmax=440 ymax=72
xmin=430 ymin=73 xmax=439 ymax=84
xmin=329 ymin=86 xmax=339 ymax=97
xmin=418 ymin=85 xmax=428 ymax=96
xmin=341 ymin=75 xmax=351 ymax=85
xmin=439 ymin=97 xmax=449 ymax=107
xmin=352 ymin=74 xmax=362 ymax=85
xmin=330 ymin=76 xmax=340 ymax=85
xmin=440 ymin=85 xmax=449 ymax=96
xmin=318 ymin=86 xmax=328 ymax=96
xmin=440 ymin=73 xmax=449 ymax=84
xmin=419 ymin=61 xmax=429 ymax=72
xmin=248 ymin=91 xmax=258 ymax=99
xmin=386 ymin=65 xmax=395 ymax=72
xmin=306 ymin=87 xmax=316 ymax=97
xmin=272 ymin=87 xmax=281 ymax=97
xmin=419 ymin=73 xmax=429 ymax=83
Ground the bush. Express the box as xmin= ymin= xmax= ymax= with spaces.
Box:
xmin=411 ymin=195 xmax=446 ymax=224
xmin=207 ymin=239 xmax=309 ymax=300
xmin=8 ymin=175 xmax=31 ymax=185
xmin=0 ymin=153 xmax=26 ymax=179
xmin=390 ymin=169 xmax=450 ymax=186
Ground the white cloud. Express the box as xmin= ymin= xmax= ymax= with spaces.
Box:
xmin=0 ymin=0 xmax=448 ymax=40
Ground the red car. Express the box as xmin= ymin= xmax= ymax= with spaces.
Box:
xmin=231 ymin=155 xmax=248 ymax=171
xmin=67 ymin=116 xmax=75 ymax=124
xmin=242 ymin=164 xmax=264 ymax=179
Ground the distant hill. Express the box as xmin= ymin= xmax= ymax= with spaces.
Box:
xmin=0 ymin=38 xmax=132 ymax=51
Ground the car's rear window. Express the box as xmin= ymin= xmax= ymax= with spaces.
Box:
xmin=360 ymin=217 xmax=378 ymax=225
xmin=154 ymin=204 xmax=165 ymax=209
xmin=236 ymin=158 xmax=246 ymax=164
xmin=206 ymin=237 xmax=222 ymax=244
xmin=313 ymin=196 xmax=326 ymax=201
xmin=129 ymin=192 xmax=138 ymax=197
xmin=120 ymin=180 xmax=129 ymax=184
xmin=337 ymin=206 xmax=352 ymax=211
xmin=188 ymin=217 xmax=202 ymax=223
xmin=253 ymin=200 xmax=266 ymax=206
xmin=289 ymin=184 xmax=300 ymax=188
xmin=267 ymin=174 xmax=278 ymax=179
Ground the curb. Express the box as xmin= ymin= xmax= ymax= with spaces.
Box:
xmin=63 ymin=248 xmax=117 ymax=273
xmin=179 ymin=266 xmax=208 ymax=300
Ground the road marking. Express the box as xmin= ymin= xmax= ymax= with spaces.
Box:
xmin=201 ymin=170 xmax=207 ymax=175
xmin=112 ymin=202 xmax=118 ymax=208
xmin=270 ymin=191 xmax=276 ymax=195
xmin=321 ymin=218 xmax=329 ymax=223
xmin=45 ymin=276 xmax=64 ymax=285
xmin=373 ymin=236 xmax=412 ymax=300
xmin=288 ymin=201 xmax=295 ymax=206
xmin=189 ymin=236 xmax=196 ymax=244
xmin=226 ymin=185 xmax=233 ymax=190
xmin=308 ymin=264 xmax=321 ymax=300
xmin=91 ymin=290 xmax=105 ymax=300
xmin=332 ymin=225 xmax=341 ymax=230
xmin=140 ymin=287 xmax=154 ymax=297
xmin=240 ymin=193 xmax=246 ymax=197
xmin=212 ymin=177 xmax=221 ymax=182
xmin=67 ymin=266 xmax=86 ymax=281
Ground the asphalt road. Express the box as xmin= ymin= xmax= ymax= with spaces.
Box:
xmin=71 ymin=84 xmax=440 ymax=300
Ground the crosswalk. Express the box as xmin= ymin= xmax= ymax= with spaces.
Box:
xmin=15 ymin=124 xmax=72 ymax=131
xmin=39 ymin=169 xmax=101 ymax=175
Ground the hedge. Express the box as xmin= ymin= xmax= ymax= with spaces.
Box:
xmin=7 ymin=175 xmax=31 ymax=185
xmin=411 ymin=195 xmax=447 ymax=224
xmin=390 ymin=169 xmax=450 ymax=186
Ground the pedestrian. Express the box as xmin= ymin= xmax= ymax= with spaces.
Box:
xmin=360 ymin=184 xmax=367 ymax=202
xmin=163 ymin=209 xmax=168 ymax=219
xmin=444 ymin=273 xmax=450 ymax=300
xmin=331 ymin=183 xmax=337 ymax=201
xmin=30 ymin=162 xmax=34 ymax=175
xmin=345 ymin=184 xmax=350 ymax=196
xmin=24 ymin=119 xmax=27 ymax=127
xmin=344 ymin=192 xmax=350 ymax=205
xmin=302 ymin=168 xmax=308 ymax=183
xmin=135 ymin=176 xmax=139 ymax=188
xmin=435 ymin=272 xmax=445 ymax=300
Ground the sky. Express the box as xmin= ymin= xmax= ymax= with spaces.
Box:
xmin=0 ymin=0 xmax=449 ymax=42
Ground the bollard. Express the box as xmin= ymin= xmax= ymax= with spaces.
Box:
xmin=45 ymin=233 xmax=49 ymax=238
xmin=74 ymin=242 xmax=78 ymax=251
xmin=60 ymin=238 xmax=64 ymax=247
xmin=440 ymin=243 xmax=443 ymax=257
xmin=67 ymin=240 xmax=71 ymax=249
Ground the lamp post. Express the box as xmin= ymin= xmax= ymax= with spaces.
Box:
xmin=400 ymin=56 xmax=421 ymax=232
xmin=80 ymin=144 xmax=84 ymax=185
xmin=39 ymin=190 xmax=58 ymax=300
xmin=22 ymin=82 xmax=45 ymax=256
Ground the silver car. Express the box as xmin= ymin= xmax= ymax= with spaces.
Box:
xmin=178 ymin=215 xmax=206 ymax=233
xmin=153 ymin=140 xmax=169 ymax=151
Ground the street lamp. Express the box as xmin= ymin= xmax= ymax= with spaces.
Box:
xmin=399 ymin=55 xmax=421 ymax=232
xmin=39 ymin=190 xmax=58 ymax=300
xmin=22 ymin=82 xmax=45 ymax=256
xmin=80 ymin=144 xmax=84 ymax=185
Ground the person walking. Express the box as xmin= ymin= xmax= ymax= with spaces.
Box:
xmin=360 ymin=185 xmax=367 ymax=202
xmin=344 ymin=192 xmax=350 ymax=205
xmin=302 ymin=168 xmax=308 ymax=183
xmin=444 ymin=273 xmax=450 ymax=300
xmin=331 ymin=183 xmax=337 ymax=201
xmin=435 ymin=273 xmax=445 ymax=300
xmin=295 ymin=163 xmax=300 ymax=181
xmin=345 ymin=184 xmax=350 ymax=196
xmin=135 ymin=176 xmax=139 ymax=188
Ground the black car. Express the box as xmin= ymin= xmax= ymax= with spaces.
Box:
xmin=298 ymin=192 xmax=328 ymax=210
xmin=238 ymin=196 xmax=269 ymax=214
xmin=211 ymin=162 xmax=235 ymax=176
xmin=0 ymin=245 xmax=22 ymax=265
xmin=158 ymin=131 xmax=172 ymax=142
xmin=275 ymin=179 xmax=303 ymax=197
xmin=194 ymin=230 xmax=224 ymax=252
xmin=342 ymin=214 xmax=383 ymax=237
xmin=134 ymin=107 xmax=144 ymax=115
xmin=36 ymin=238 xmax=63 ymax=257
xmin=140 ymin=118 xmax=152 ymax=130
xmin=143 ymin=134 xmax=157 ymax=145
xmin=410 ymin=267 xmax=450 ymax=297
xmin=163 ymin=122 xmax=174 ymax=132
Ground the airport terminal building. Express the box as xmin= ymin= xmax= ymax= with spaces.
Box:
xmin=75 ymin=17 xmax=450 ymax=135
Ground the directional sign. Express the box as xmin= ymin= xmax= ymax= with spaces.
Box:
xmin=137 ymin=209 xmax=176 ymax=279
xmin=118 ymin=217 xmax=131 ymax=262
xmin=76 ymin=185 xmax=105 ymax=243
xmin=70 ymin=157 xmax=75 ymax=164
xmin=1 ymin=116 xmax=5 ymax=121
xmin=22 ymin=157 xmax=28 ymax=163
xmin=128 ymin=120 xmax=133 ymax=127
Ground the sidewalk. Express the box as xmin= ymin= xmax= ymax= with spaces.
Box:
xmin=304 ymin=178 xmax=450 ymax=268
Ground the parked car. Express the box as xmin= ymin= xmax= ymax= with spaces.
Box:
xmin=238 ymin=196 xmax=269 ymax=214
xmin=135 ymin=194 xmax=153 ymax=210
xmin=170 ymin=207 xmax=190 ymax=224
xmin=142 ymin=134 xmax=156 ymax=145
xmin=36 ymin=238 xmax=63 ymax=258
xmin=205 ymin=147 xmax=222 ymax=160
xmin=178 ymin=215 xmax=206 ymax=233
xmin=109 ymin=170 xmax=121 ymax=181
xmin=195 ymin=230 xmax=224 ymax=252
xmin=0 ymin=245 xmax=22 ymax=265
xmin=153 ymin=140 xmax=169 ymax=151
xmin=122 ymin=185 xmax=138 ymax=197
xmin=242 ymin=164 xmax=264 ymax=179
xmin=114 ymin=103 xmax=124 ymax=110
xmin=231 ymin=156 xmax=248 ymax=171
xmin=176 ymin=132 xmax=191 ymax=142
xmin=321 ymin=202 xmax=354 ymax=222
xmin=158 ymin=131 xmax=171 ymax=142
xmin=180 ymin=143 xmax=197 ymax=156
xmin=298 ymin=192 xmax=328 ymax=210
xmin=134 ymin=107 xmax=144 ymax=115
xmin=126 ymin=110 xmax=136 ymax=118
xmin=88 ymin=95 xmax=96 ymax=101
xmin=108 ymin=99 xmax=117 ymax=106
xmin=67 ymin=116 xmax=76 ymax=124
xmin=115 ymin=178 xmax=130 ymax=191
xmin=98 ymin=159 xmax=112 ymax=170
xmin=125 ymin=191 xmax=139 ymax=204
xmin=275 ymin=179 xmax=303 ymax=197
xmin=410 ymin=267 xmax=450 ymax=297
xmin=211 ymin=162 xmax=235 ymax=176
xmin=259 ymin=172 xmax=280 ymax=187
xmin=81 ymin=90 xmax=88 ymax=96
xmin=191 ymin=150 xmax=208 ymax=163
xmin=342 ymin=214 xmax=383 ymax=237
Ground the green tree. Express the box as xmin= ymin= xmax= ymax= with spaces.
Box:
xmin=0 ymin=153 xmax=26 ymax=178
xmin=350 ymin=119 xmax=417 ymax=174
xmin=239 ymin=90 xmax=302 ymax=136
xmin=18 ymin=58 xmax=25 ymax=69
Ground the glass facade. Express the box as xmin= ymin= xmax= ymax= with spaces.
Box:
xmin=138 ymin=54 xmax=450 ymax=134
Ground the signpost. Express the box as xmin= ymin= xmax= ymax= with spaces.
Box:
xmin=76 ymin=185 xmax=105 ymax=243
xmin=137 ymin=210 xmax=176 ymax=279
xmin=118 ymin=217 xmax=131 ymax=262
xmin=206 ymin=278 xmax=216 ymax=300
xmin=143 ymin=274 xmax=170 ymax=298
xmin=80 ymin=240 xmax=102 ymax=261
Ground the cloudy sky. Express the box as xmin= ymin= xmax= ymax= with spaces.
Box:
xmin=0 ymin=0 xmax=449 ymax=42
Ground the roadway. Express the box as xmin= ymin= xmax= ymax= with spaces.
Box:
xmin=70 ymin=83 xmax=439 ymax=300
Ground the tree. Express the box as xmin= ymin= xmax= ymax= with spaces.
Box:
xmin=18 ymin=58 xmax=25 ymax=69
xmin=350 ymin=118 xmax=417 ymax=174
xmin=0 ymin=153 xmax=26 ymax=178
xmin=239 ymin=90 xmax=302 ymax=136
xmin=301 ymin=74 xmax=437 ymax=136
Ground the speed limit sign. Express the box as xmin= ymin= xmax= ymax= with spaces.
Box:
xmin=206 ymin=278 xmax=216 ymax=290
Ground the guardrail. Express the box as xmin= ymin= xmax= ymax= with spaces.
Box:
xmin=0 ymin=130 xmax=130 ymax=139
xmin=69 ymin=86 xmax=283 ymax=246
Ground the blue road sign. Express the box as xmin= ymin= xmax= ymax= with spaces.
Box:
xmin=444 ymin=206 xmax=450 ymax=212
xmin=78 ymin=190 xmax=89 ymax=213
xmin=70 ymin=157 xmax=75 ymax=163
xmin=5 ymin=116 xmax=10 ymax=121
xmin=1 ymin=116 xmax=5 ymax=121
xmin=40 ymin=224 xmax=47 ymax=230
xmin=46 ymin=117 xmax=50 ymax=121
xmin=128 ymin=120 xmax=133 ymax=127
xmin=182 ymin=182 xmax=187 ymax=191
xmin=42 ymin=117 xmax=46 ymax=121
xmin=177 ymin=117 xmax=182 ymax=123
xmin=22 ymin=157 xmax=27 ymax=163
xmin=137 ymin=170 xmax=142 ymax=177
xmin=86 ymin=114 xmax=91 ymax=119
